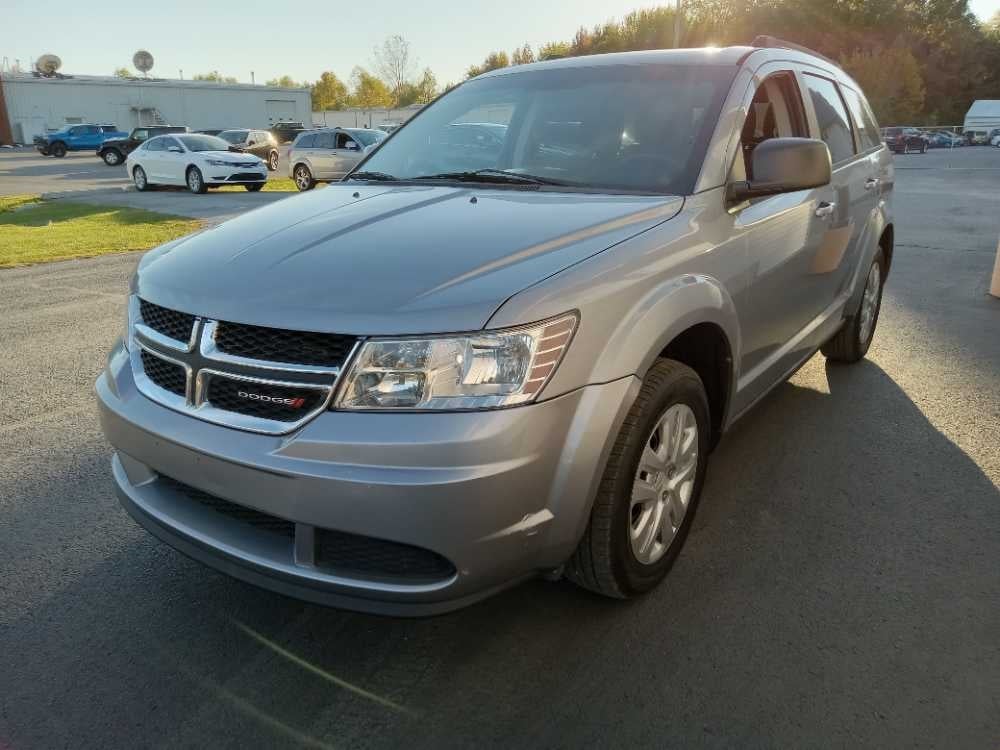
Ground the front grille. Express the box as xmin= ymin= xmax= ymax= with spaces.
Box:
xmin=215 ymin=321 xmax=356 ymax=368
xmin=206 ymin=376 xmax=324 ymax=421
xmin=158 ymin=476 xmax=295 ymax=537
xmin=141 ymin=349 xmax=186 ymax=396
xmin=139 ymin=299 xmax=195 ymax=343
xmin=227 ymin=172 xmax=265 ymax=181
xmin=316 ymin=528 xmax=456 ymax=583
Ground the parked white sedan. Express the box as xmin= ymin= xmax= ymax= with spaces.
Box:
xmin=125 ymin=133 xmax=268 ymax=193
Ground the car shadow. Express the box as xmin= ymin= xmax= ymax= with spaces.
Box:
xmin=2 ymin=359 xmax=998 ymax=748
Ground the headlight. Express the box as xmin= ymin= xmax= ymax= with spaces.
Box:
xmin=334 ymin=313 xmax=577 ymax=410
xmin=206 ymin=159 xmax=236 ymax=167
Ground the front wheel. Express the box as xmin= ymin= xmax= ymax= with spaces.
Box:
xmin=293 ymin=164 xmax=315 ymax=191
xmin=50 ymin=142 xmax=67 ymax=158
xmin=267 ymin=151 xmax=279 ymax=171
xmin=566 ymin=359 xmax=710 ymax=599
xmin=102 ymin=149 xmax=122 ymax=166
xmin=822 ymin=248 xmax=886 ymax=363
xmin=245 ymin=183 xmax=264 ymax=192
xmin=133 ymin=166 xmax=149 ymax=191
xmin=186 ymin=166 xmax=207 ymax=194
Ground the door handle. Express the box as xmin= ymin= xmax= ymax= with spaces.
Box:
xmin=815 ymin=201 xmax=836 ymax=218
xmin=864 ymin=177 xmax=880 ymax=190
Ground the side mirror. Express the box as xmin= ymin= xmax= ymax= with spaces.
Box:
xmin=728 ymin=137 xmax=831 ymax=203
xmin=247 ymin=140 xmax=256 ymax=146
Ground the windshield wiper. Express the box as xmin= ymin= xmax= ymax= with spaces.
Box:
xmin=412 ymin=169 xmax=571 ymax=186
xmin=346 ymin=171 xmax=398 ymax=181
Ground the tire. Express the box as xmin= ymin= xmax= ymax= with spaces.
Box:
xmin=133 ymin=166 xmax=149 ymax=192
xmin=102 ymin=149 xmax=122 ymax=166
xmin=245 ymin=183 xmax=264 ymax=192
xmin=50 ymin=142 xmax=67 ymax=158
xmin=293 ymin=164 xmax=315 ymax=191
xmin=822 ymin=248 xmax=886 ymax=363
xmin=186 ymin=166 xmax=207 ymax=194
xmin=39 ymin=147 xmax=50 ymax=156
xmin=267 ymin=151 xmax=279 ymax=171
xmin=566 ymin=359 xmax=710 ymax=599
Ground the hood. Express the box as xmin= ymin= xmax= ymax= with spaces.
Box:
xmin=136 ymin=184 xmax=682 ymax=335
xmin=196 ymin=150 xmax=261 ymax=162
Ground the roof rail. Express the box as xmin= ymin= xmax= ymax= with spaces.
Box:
xmin=750 ymin=35 xmax=841 ymax=69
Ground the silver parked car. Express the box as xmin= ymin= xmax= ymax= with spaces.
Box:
xmin=288 ymin=127 xmax=386 ymax=190
xmin=98 ymin=39 xmax=893 ymax=615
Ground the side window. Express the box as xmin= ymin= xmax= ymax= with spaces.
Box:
xmin=85 ymin=125 xmax=101 ymax=135
xmin=296 ymin=133 xmax=316 ymax=148
xmin=336 ymin=133 xmax=358 ymax=150
xmin=315 ymin=132 xmax=336 ymax=149
xmin=840 ymin=86 xmax=881 ymax=152
xmin=145 ymin=138 xmax=164 ymax=152
xmin=803 ymin=74 xmax=856 ymax=164
xmin=162 ymin=137 xmax=182 ymax=151
xmin=737 ymin=72 xmax=808 ymax=181
xmin=133 ymin=129 xmax=149 ymax=142
xmin=69 ymin=126 xmax=84 ymax=136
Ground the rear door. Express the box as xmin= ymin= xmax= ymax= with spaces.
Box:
xmin=799 ymin=72 xmax=871 ymax=306
xmin=312 ymin=131 xmax=337 ymax=178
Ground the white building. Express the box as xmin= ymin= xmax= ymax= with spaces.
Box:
xmin=312 ymin=104 xmax=425 ymax=130
xmin=963 ymin=100 xmax=1000 ymax=133
xmin=0 ymin=72 xmax=312 ymax=143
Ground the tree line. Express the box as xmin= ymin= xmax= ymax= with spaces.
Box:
xmin=463 ymin=1 xmax=1000 ymax=126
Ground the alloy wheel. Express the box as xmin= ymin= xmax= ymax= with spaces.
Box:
xmin=629 ymin=403 xmax=699 ymax=565
xmin=858 ymin=261 xmax=881 ymax=345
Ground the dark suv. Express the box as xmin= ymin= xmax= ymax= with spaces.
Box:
xmin=97 ymin=126 xmax=189 ymax=166
xmin=217 ymin=129 xmax=281 ymax=171
xmin=270 ymin=121 xmax=308 ymax=143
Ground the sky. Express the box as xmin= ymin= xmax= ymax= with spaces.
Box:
xmin=1 ymin=0 xmax=998 ymax=86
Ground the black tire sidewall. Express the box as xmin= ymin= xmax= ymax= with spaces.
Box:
xmin=610 ymin=368 xmax=711 ymax=595
xmin=103 ymin=149 xmax=121 ymax=165
xmin=52 ymin=143 xmax=66 ymax=157
xmin=133 ymin=167 xmax=147 ymax=191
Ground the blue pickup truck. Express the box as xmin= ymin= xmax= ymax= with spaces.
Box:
xmin=34 ymin=124 xmax=128 ymax=157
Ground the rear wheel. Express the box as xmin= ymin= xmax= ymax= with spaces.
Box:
xmin=822 ymin=248 xmax=886 ymax=363
xmin=133 ymin=166 xmax=149 ymax=192
xmin=186 ymin=166 xmax=207 ymax=194
xmin=293 ymin=164 xmax=315 ymax=191
xmin=102 ymin=149 xmax=122 ymax=166
xmin=245 ymin=183 xmax=264 ymax=192
xmin=566 ymin=359 xmax=710 ymax=598
xmin=50 ymin=142 xmax=67 ymax=158
xmin=267 ymin=151 xmax=279 ymax=171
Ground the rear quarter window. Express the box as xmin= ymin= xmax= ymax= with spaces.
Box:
xmin=295 ymin=133 xmax=317 ymax=148
xmin=840 ymin=86 xmax=882 ymax=152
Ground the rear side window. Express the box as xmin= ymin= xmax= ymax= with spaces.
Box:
xmin=295 ymin=133 xmax=316 ymax=148
xmin=803 ymin=74 xmax=856 ymax=164
xmin=840 ymin=86 xmax=881 ymax=152
xmin=315 ymin=132 xmax=336 ymax=149
xmin=144 ymin=138 xmax=165 ymax=152
xmin=133 ymin=129 xmax=149 ymax=142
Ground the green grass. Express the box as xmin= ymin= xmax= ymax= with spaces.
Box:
xmin=0 ymin=194 xmax=43 ymax=213
xmin=213 ymin=177 xmax=305 ymax=193
xmin=0 ymin=196 xmax=201 ymax=268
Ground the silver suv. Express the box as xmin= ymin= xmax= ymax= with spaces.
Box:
xmin=288 ymin=127 xmax=386 ymax=190
xmin=98 ymin=40 xmax=893 ymax=615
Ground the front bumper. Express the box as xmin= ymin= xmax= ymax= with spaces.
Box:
xmin=97 ymin=340 xmax=639 ymax=615
xmin=206 ymin=166 xmax=267 ymax=186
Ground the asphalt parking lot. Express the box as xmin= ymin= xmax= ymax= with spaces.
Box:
xmin=1 ymin=149 xmax=999 ymax=748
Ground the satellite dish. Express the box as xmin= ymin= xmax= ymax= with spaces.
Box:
xmin=35 ymin=54 xmax=62 ymax=76
xmin=133 ymin=50 xmax=154 ymax=74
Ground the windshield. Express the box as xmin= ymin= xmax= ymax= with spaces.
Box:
xmin=357 ymin=63 xmax=735 ymax=194
xmin=217 ymin=130 xmax=249 ymax=144
xmin=350 ymin=130 xmax=385 ymax=147
xmin=178 ymin=134 xmax=230 ymax=152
